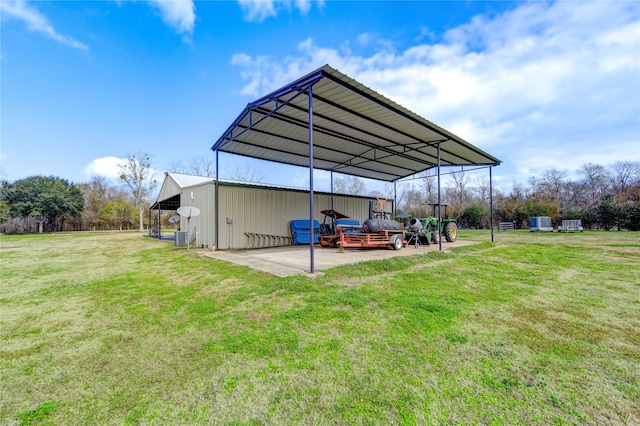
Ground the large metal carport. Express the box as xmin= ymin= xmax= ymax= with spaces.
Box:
xmin=212 ymin=64 xmax=501 ymax=273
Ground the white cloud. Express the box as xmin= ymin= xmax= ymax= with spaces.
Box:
xmin=1 ymin=0 xmax=196 ymax=46
xmin=238 ymin=0 xmax=276 ymax=22
xmin=84 ymin=156 xmax=164 ymax=188
xmin=84 ymin=157 xmax=126 ymax=180
xmin=113 ymin=0 xmax=195 ymax=37
xmin=230 ymin=1 xmax=640 ymax=183
xmin=147 ymin=0 xmax=195 ymax=35
xmin=356 ymin=33 xmax=374 ymax=46
xmin=0 ymin=0 xmax=88 ymax=50
xmin=238 ymin=0 xmax=323 ymax=22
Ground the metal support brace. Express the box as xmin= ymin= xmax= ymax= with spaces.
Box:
xmin=393 ymin=182 xmax=397 ymax=219
xmin=215 ymin=149 xmax=219 ymax=250
xmin=437 ymin=143 xmax=442 ymax=252
xmin=308 ymin=85 xmax=315 ymax=273
xmin=490 ymin=166 xmax=494 ymax=243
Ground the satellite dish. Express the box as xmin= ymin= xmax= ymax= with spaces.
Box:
xmin=168 ymin=215 xmax=181 ymax=224
xmin=177 ymin=206 xmax=200 ymax=219
xmin=176 ymin=206 xmax=200 ymax=251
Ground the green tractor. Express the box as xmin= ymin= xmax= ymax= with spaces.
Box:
xmin=398 ymin=203 xmax=458 ymax=247
xmin=428 ymin=203 xmax=458 ymax=242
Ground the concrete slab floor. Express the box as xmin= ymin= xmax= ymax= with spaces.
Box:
xmin=199 ymin=240 xmax=478 ymax=277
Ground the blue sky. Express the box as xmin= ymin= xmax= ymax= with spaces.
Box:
xmin=1 ymin=0 xmax=639 ymax=195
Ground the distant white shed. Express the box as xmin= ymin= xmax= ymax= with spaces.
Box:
xmin=529 ymin=216 xmax=554 ymax=232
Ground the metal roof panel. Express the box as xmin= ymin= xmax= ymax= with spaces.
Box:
xmin=212 ymin=65 xmax=500 ymax=181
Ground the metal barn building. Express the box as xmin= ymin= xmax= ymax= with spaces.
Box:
xmin=150 ymin=172 xmax=389 ymax=250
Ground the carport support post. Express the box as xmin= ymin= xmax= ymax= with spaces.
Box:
xmin=437 ymin=143 xmax=442 ymax=252
xmin=330 ymin=171 xmax=334 ymax=211
xmin=393 ymin=182 xmax=397 ymax=218
xmin=215 ymin=149 xmax=219 ymax=251
xmin=490 ymin=166 xmax=494 ymax=242
xmin=308 ymin=85 xmax=315 ymax=273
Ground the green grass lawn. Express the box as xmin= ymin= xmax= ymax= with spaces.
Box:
xmin=1 ymin=230 xmax=638 ymax=425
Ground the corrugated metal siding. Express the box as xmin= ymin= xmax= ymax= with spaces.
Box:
xmin=215 ymin=185 xmax=388 ymax=249
xmin=163 ymin=175 xmax=392 ymax=250
xmin=178 ymin=182 xmax=215 ymax=248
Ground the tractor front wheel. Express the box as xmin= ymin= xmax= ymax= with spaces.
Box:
xmin=431 ymin=231 xmax=440 ymax=244
xmin=443 ymin=222 xmax=457 ymax=242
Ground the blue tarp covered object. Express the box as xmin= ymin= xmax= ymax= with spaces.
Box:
xmin=291 ymin=220 xmax=320 ymax=245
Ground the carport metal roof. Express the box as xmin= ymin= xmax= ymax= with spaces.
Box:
xmin=211 ymin=64 xmax=501 ymax=273
xmin=212 ymin=64 xmax=500 ymax=181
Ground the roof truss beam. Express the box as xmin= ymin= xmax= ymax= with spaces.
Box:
xmin=227 ymin=138 xmax=404 ymax=181
xmin=228 ymin=125 xmax=413 ymax=179
xmin=253 ymin=107 xmax=441 ymax=170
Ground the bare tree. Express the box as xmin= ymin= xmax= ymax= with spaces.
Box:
xmin=471 ymin=176 xmax=490 ymax=205
xmin=382 ymin=182 xmax=407 ymax=212
xmin=537 ymin=168 xmax=567 ymax=197
xmin=225 ymin=162 xmax=265 ymax=182
xmin=168 ymin=156 xmax=216 ymax=177
xmin=191 ymin=157 xmax=216 ymax=177
xmin=561 ymin=180 xmax=587 ymax=211
xmin=529 ymin=168 xmax=568 ymax=210
xmin=403 ymin=183 xmax=431 ymax=217
xmin=495 ymin=182 xmax=530 ymax=227
xmin=419 ymin=169 xmax=437 ymax=204
xmin=79 ymin=175 xmax=114 ymax=230
xmin=578 ymin=163 xmax=611 ymax=209
xmin=446 ymin=171 xmax=470 ymax=216
xmin=167 ymin=159 xmax=188 ymax=175
xmin=511 ymin=182 xmax=529 ymax=202
xmin=611 ymin=161 xmax=640 ymax=199
xmin=119 ymin=154 xmax=158 ymax=232
xmin=333 ymin=175 xmax=366 ymax=195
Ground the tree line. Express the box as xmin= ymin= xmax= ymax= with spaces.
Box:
xmin=0 ymin=155 xmax=157 ymax=234
xmin=0 ymin=155 xmax=264 ymax=234
xmin=384 ymin=161 xmax=640 ymax=231
xmin=1 ymin=158 xmax=638 ymax=234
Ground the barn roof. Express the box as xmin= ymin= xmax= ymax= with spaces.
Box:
xmin=212 ymin=64 xmax=500 ymax=182
xmin=150 ymin=172 xmax=381 ymax=211
xmin=169 ymin=173 xmax=215 ymax=188
xmin=150 ymin=173 xmax=215 ymax=210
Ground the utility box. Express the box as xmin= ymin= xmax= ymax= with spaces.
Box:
xmin=529 ymin=216 xmax=553 ymax=232
xmin=175 ymin=231 xmax=187 ymax=246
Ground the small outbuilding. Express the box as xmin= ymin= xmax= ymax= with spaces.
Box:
xmin=150 ymin=172 xmax=391 ymax=250
xmin=529 ymin=216 xmax=554 ymax=232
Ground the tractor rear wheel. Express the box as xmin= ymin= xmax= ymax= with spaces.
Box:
xmin=443 ymin=222 xmax=457 ymax=242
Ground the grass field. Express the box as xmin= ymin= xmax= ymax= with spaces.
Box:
xmin=1 ymin=230 xmax=639 ymax=425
